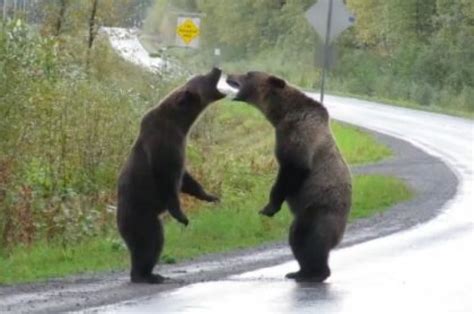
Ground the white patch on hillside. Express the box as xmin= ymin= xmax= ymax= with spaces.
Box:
xmin=101 ymin=27 xmax=165 ymax=73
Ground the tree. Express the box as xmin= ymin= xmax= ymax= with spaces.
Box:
xmin=54 ymin=0 xmax=67 ymax=36
xmin=2 ymin=0 xmax=7 ymax=20
xmin=346 ymin=0 xmax=385 ymax=48
xmin=88 ymin=0 xmax=98 ymax=49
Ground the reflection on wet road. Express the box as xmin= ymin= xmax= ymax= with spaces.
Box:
xmin=94 ymin=95 xmax=474 ymax=313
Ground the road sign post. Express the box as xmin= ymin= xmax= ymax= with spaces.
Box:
xmin=214 ymin=48 xmax=221 ymax=67
xmin=320 ymin=0 xmax=333 ymax=104
xmin=305 ymin=0 xmax=355 ymax=103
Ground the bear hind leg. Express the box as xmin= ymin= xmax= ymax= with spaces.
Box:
xmin=287 ymin=218 xmax=331 ymax=282
xmin=129 ymin=218 xmax=166 ymax=284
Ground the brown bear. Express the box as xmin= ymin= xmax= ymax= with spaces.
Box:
xmin=117 ymin=68 xmax=225 ymax=284
xmin=226 ymin=71 xmax=352 ymax=282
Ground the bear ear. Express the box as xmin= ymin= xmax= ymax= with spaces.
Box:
xmin=210 ymin=67 xmax=222 ymax=77
xmin=268 ymin=76 xmax=286 ymax=89
xmin=178 ymin=90 xmax=200 ymax=105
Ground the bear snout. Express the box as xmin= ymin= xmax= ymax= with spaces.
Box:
xmin=226 ymin=76 xmax=241 ymax=89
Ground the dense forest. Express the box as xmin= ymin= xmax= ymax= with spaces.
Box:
xmin=145 ymin=0 xmax=474 ymax=114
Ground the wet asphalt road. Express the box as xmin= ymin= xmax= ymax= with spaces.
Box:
xmin=88 ymin=95 xmax=474 ymax=313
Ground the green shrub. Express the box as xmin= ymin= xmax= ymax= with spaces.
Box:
xmin=410 ymin=82 xmax=436 ymax=106
xmin=0 ymin=20 xmax=183 ymax=249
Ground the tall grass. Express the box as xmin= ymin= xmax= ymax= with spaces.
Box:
xmin=0 ymin=20 xmax=182 ymax=251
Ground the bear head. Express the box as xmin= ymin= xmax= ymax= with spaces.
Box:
xmin=226 ymin=71 xmax=287 ymax=121
xmin=184 ymin=67 xmax=226 ymax=106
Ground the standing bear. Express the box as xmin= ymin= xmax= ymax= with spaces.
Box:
xmin=227 ymin=71 xmax=352 ymax=282
xmin=117 ymin=68 xmax=225 ymax=284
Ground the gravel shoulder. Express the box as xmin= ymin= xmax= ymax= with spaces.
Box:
xmin=0 ymin=126 xmax=458 ymax=313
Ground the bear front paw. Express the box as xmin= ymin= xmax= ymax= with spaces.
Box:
xmin=176 ymin=215 xmax=189 ymax=226
xmin=259 ymin=204 xmax=278 ymax=217
xmin=203 ymin=193 xmax=220 ymax=203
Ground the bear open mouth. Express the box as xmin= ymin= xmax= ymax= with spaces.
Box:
xmin=226 ymin=78 xmax=241 ymax=89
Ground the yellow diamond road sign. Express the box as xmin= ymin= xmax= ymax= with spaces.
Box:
xmin=176 ymin=18 xmax=200 ymax=47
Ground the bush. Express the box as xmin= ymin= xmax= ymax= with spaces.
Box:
xmin=333 ymin=50 xmax=382 ymax=96
xmin=410 ymin=82 xmax=436 ymax=106
xmin=0 ymin=20 xmax=182 ymax=250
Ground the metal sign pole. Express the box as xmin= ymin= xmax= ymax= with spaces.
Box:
xmin=214 ymin=48 xmax=221 ymax=67
xmin=320 ymin=0 xmax=333 ymax=104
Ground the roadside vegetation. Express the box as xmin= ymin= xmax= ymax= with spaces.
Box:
xmin=0 ymin=99 xmax=411 ymax=284
xmin=0 ymin=19 xmax=177 ymax=254
xmin=1 ymin=2 xmax=412 ymax=284
xmin=145 ymin=0 xmax=474 ymax=117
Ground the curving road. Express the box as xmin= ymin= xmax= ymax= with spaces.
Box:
xmin=92 ymin=95 xmax=474 ymax=313
xmin=1 ymin=30 xmax=470 ymax=313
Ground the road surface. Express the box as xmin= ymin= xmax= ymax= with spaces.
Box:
xmin=88 ymin=95 xmax=474 ymax=313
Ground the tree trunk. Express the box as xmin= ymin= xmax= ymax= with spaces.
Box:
xmin=55 ymin=0 xmax=67 ymax=36
xmin=88 ymin=0 xmax=99 ymax=49
xmin=3 ymin=0 xmax=8 ymax=20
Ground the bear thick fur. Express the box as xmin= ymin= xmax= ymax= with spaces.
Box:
xmin=117 ymin=68 xmax=225 ymax=284
xmin=227 ymin=71 xmax=352 ymax=282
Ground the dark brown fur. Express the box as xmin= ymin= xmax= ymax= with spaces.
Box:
xmin=117 ymin=68 xmax=225 ymax=284
xmin=227 ymin=71 xmax=352 ymax=282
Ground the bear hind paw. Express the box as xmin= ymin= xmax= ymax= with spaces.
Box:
xmin=131 ymin=273 xmax=167 ymax=284
xmin=285 ymin=269 xmax=330 ymax=283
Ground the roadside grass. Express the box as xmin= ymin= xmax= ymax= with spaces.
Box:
xmin=0 ymin=174 xmax=411 ymax=284
xmin=0 ymin=238 xmax=125 ymax=284
xmin=205 ymin=102 xmax=392 ymax=166
xmin=331 ymin=122 xmax=391 ymax=165
xmin=350 ymin=175 xmax=413 ymax=220
xmin=0 ymin=101 xmax=411 ymax=284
